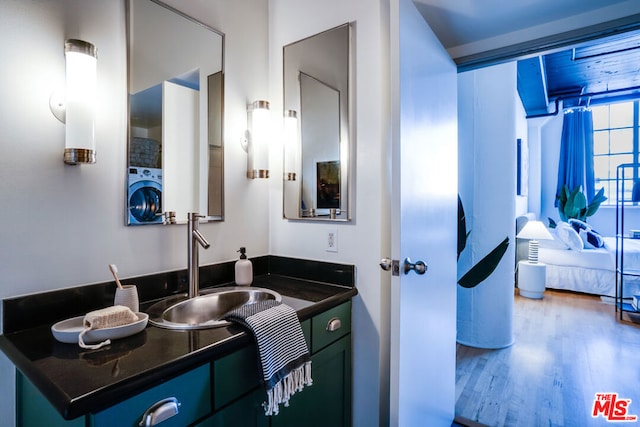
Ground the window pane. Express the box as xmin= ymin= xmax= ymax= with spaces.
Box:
xmin=610 ymin=128 xmax=634 ymax=153
xmin=593 ymin=130 xmax=609 ymax=155
xmin=594 ymin=156 xmax=610 ymax=179
xmin=619 ymin=179 xmax=635 ymax=202
xmin=592 ymin=105 xmax=609 ymax=130
xmin=589 ymin=100 xmax=638 ymax=206
xmin=599 ymin=180 xmax=614 ymax=204
xmin=612 ymin=154 xmax=635 ymax=176
xmin=610 ymin=101 xmax=634 ymax=128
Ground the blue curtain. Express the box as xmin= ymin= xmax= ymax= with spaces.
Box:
xmin=556 ymin=107 xmax=595 ymax=204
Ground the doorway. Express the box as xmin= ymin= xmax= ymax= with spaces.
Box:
xmin=454 ymin=25 xmax=640 ymax=425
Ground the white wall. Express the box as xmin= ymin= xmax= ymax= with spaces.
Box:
xmin=0 ymin=1 xmax=269 ymax=425
xmin=268 ymin=1 xmax=390 ymax=425
xmin=526 ymin=116 xmax=551 ymax=217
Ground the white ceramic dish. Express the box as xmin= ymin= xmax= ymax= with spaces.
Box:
xmin=51 ymin=312 xmax=148 ymax=344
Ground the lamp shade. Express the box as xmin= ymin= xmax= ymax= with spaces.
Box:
xmin=516 ymin=220 xmax=553 ymax=264
xmin=516 ymin=220 xmax=553 ymax=241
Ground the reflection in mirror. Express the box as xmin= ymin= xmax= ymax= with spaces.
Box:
xmin=283 ymin=24 xmax=352 ymax=221
xmin=127 ymin=0 xmax=224 ymax=225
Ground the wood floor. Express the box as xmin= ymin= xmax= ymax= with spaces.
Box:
xmin=455 ymin=290 xmax=640 ymax=426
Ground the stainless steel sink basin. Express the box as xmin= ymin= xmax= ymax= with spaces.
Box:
xmin=147 ymin=286 xmax=282 ymax=330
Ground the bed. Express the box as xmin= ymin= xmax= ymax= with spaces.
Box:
xmin=516 ymin=213 xmax=640 ymax=298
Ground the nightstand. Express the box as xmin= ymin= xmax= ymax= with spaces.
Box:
xmin=517 ymin=260 xmax=546 ymax=299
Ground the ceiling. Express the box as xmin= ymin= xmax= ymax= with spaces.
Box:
xmin=413 ymin=0 xmax=636 ymax=54
xmin=413 ymin=0 xmax=640 ymax=116
xmin=518 ymin=29 xmax=640 ymax=115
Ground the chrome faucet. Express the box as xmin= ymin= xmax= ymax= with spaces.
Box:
xmin=188 ymin=212 xmax=210 ymax=299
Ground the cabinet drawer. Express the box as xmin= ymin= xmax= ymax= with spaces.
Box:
xmin=311 ymin=301 xmax=351 ymax=353
xmin=91 ymin=363 xmax=211 ymax=427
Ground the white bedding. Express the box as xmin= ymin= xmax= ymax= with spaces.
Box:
xmin=538 ymin=245 xmax=613 ymax=270
xmin=538 ymin=236 xmax=640 ymax=297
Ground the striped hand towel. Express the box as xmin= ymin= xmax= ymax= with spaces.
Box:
xmin=223 ymin=300 xmax=312 ymax=416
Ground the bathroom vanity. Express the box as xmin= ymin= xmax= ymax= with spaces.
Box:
xmin=0 ymin=257 xmax=356 ymax=427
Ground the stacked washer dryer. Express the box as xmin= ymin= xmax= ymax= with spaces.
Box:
xmin=128 ymin=166 xmax=163 ymax=225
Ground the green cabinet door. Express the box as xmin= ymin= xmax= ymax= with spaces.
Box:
xmin=271 ymin=334 xmax=352 ymax=427
xmin=17 ymin=372 xmax=84 ymax=427
xmin=195 ymin=387 xmax=269 ymax=427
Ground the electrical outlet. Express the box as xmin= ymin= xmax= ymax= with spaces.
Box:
xmin=326 ymin=228 xmax=338 ymax=252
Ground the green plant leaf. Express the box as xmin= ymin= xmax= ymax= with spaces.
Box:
xmin=585 ymin=187 xmax=607 ymax=217
xmin=458 ymin=237 xmax=510 ymax=288
xmin=570 ymin=190 xmax=587 ymax=218
xmin=548 ymin=217 xmax=557 ymax=229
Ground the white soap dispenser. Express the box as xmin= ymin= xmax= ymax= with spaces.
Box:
xmin=235 ymin=247 xmax=253 ymax=286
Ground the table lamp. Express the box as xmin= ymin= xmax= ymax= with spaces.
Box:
xmin=516 ymin=220 xmax=554 ymax=263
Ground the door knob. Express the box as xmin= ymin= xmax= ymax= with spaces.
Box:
xmin=380 ymin=258 xmax=392 ymax=271
xmin=403 ymin=258 xmax=427 ymax=275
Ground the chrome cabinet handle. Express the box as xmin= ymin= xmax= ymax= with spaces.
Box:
xmin=326 ymin=317 xmax=342 ymax=332
xmin=139 ymin=397 xmax=181 ymax=426
xmin=403 ymin=258 xmax=427 ymax=275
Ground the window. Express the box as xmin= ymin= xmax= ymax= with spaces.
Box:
xmin=592 ymin=100 xmax=640 ymax=204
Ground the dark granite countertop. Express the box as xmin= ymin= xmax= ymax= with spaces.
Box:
xmin=0 ymin=257 xmax=357 ymax=420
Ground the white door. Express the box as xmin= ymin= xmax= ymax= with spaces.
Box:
xmin=389 ymin=0 xmax=458 ymax=425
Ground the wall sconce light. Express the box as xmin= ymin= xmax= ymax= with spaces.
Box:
xmin=49 ymin=39 xmax=98 ymax=165
xmin=243 ymin=100 xmax=271 ymax=179
xmin=283 ymin=109 xmax=298 ymax=181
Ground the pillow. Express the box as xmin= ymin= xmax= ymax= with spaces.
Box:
xmin=556 ymin=221 xmax=584 ymax=251
xmin=568 ymin=218 xmax=605 ymax=248
xmin=568 ymin=218 xmax=591 ymax=232
xmin=579 ymin=228 xmax=605 ymax=249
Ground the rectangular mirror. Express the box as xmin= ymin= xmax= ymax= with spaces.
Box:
xmin=127 ymin=0 xmax=224 ymax=225
xmin=283 ymin=24 xmax=353 ymax=221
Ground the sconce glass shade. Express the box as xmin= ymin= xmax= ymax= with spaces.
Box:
xmin=63 ymin=39 xmax=97 ymax=165
xmin=247 ymin=100 xmax=270 ymax=179
xmin=284 ymin=109 xmax=298 ymax=181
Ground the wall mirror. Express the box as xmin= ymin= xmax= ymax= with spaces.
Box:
xmin=283 ymin=23 xmax=353 ymax=221
xmin=126 ymin=0 xmax=224 ymax=225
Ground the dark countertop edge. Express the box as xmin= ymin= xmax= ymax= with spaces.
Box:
xmin=1 ymin=285 xmax=358 ymax=420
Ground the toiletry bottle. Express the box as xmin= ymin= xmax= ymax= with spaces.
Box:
xmin=235 ymin=247 xmax=253 ymax=286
